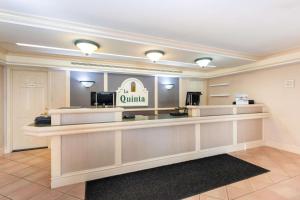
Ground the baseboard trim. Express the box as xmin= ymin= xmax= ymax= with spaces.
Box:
xmin=265 ymin=141 xmax=300 ymax=154
xmin=12 ymin=146 xmax=48 ymax=152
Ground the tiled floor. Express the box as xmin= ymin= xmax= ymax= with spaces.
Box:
xmin=185 ymin=146 xmax=300 ymax=200
xmin=0 ymin=148 xmax=84 ymax=200
xmin=1 ymin=146 xmax=300 ymax=200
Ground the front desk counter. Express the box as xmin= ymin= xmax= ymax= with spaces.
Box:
xmin=24 ymin=104 xmax=269 ymax=188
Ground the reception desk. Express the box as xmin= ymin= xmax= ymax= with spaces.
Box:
xmin=23 ymin=104 xmax=269 ymax=188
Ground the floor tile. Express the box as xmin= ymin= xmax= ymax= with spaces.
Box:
xmin=0 ymin=160 xmax=19 ymax=172
xmin=64 ymin=183 xmax=85 ymax=199
xmin=0 ymin=196 xmax=11 ymax=200
xmin=29 ymin=188 xmax=64 ymax=200
xmin=200 ymin=194 xmax=224 ymax=200
xmin=24 ymin=170 xmax=51 ymax=188
xmin=226 ymin=179 xmax=254 ymax=200
xmin=183 ymin=194 xmax=200 ymax=200
xmin=200 ymin=186 xmax=228 ymax=200
xmin=11 ymin=166 xmax=42 ymax=178
xmin=2 ymin=163 xmax=30 ymax=174
xmin=7 ymin=182 xmax=47 ymax=200
xmin=0 ymin=179 xmax=30 ymax=196
xmin=17 ymin=155 xmax=37 ymax=164
xmin=0 ymin=173 xmax=20 ymax=188
xmin=249 ymin=173 xmax=273 ymax=190
xmin=56 ymin=194 xmax=81 ymax=200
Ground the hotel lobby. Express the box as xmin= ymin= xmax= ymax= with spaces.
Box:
xmin=1 ymin=1 xmax=300 ymax=199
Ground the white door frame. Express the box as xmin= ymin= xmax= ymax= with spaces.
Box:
xmin=4 ymin=65 xmax=11 ymax=153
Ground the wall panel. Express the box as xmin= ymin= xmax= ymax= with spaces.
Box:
xmin=122 ymin=125 xmax=195 ymax=163
xmin=200 ymin=121 xmax=233 ymax=149
xmin=158 ymin=77 xmax=179 ymax=107
xmin=70 ymin=71 xmax=104 ymax=106
xmin=237 ymin=119 xmax=262 ymax=143
xmin=61 ymin=131 xmax=115 ymax=174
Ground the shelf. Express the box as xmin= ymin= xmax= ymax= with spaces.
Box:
xmin=209 ymin=83 xmax=230 ymax=87
xmin=210 ymin=94 xmax=230 ymax=97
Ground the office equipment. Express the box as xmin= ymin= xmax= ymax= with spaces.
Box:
xmin=91 ymin=92 xmax=116 ymax=106
xmin=123 ymin=114 xmax=136 ymax=119
xmin=98 ymin=92 xmax=115 ymax=106
xmin=235 ymin=94 xmax=249 ymax=105
xmin=233 ymin=100 xmax=255 ymax=105
xmin=185 ymin=92 xmax=202 ymax=106
xmin=169 ymin=107 xmax=188 ymax=116
xmin=35 ymin=116 xmax=51 ymax=125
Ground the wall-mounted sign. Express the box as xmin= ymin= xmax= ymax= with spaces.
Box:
xmin=116 ymin=78 xmax=149 ymax=107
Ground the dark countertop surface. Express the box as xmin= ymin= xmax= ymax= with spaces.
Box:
xmin=32 ymin=114 xmax=189 ymax=127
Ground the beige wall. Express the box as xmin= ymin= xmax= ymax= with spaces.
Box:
xmin=50 ymin=70 xmax=69 ymax=109
xmin=208 ymin=64 xmax=300 ymax=152
xmin=0 ymin=66 xmax=4 ymax=148
xmin=180 ymin=78 xmax=207 ymax=106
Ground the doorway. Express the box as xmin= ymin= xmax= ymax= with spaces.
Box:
xmin=11 ymin=69 xmax=48 ymax=150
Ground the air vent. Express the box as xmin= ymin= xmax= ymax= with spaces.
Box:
xmin=70 ymin=62 xmax=182 ymax=74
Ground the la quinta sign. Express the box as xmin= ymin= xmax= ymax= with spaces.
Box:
xmin=116 ymin=78 xmax=149 ymax=107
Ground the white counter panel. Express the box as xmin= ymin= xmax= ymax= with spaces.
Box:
xmin=122 ymin=125 xmax=195 ymax=163
xmin=61 ymin=131 xmax=115 ymax=174
xmin=200 ymin=107 xmax=234 ymax=117
xmin=60 ymin=112 xmax=119 ymax=125
xmin=200 ymin=121 xmax=233 ymax=149
xmin=237 ymin=119 xmax=262 ymax=143
xmin=237 ymin=107 xmax=263 ymax=114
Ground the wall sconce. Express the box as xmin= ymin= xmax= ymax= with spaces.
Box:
xmin=80 ymin=81 xmax=95 ymax=88
xmin=164 ymin=84 xmax=174 ymax=90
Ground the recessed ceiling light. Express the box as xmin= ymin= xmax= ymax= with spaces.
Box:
xmin=145 ymin=50 xmax=165 ymax=62
xmin=194 ymin=57 xmax=213 ymax=67
xmin=74 ymin=39 xmax=100 ymax=55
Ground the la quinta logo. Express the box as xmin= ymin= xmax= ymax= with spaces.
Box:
xmin=116 ymin=78 xmax=148 ymax=107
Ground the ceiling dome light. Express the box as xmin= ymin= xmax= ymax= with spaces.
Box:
xmin=195 ymin=57 xmax=213 ymax=67
xmin=145 ymin=50 xmax=165 ymax=62
xmin=74 ymin=39 xmax=100 ymax=55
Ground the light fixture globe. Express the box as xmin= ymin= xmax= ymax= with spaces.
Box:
xmin=195 ymin=57 xmax=213 ymax=67
xmin=74 ymin=39 xmax=100 ymax=55
xmin=145 ymin=50 xmax=165 ymax=62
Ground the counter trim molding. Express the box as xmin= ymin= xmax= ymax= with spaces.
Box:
xmin=49 ymin=107 xmax=124 ymax=114
xmin=24 ymin=113 xmax=269 ymax=137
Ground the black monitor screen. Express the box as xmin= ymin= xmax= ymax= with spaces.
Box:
xmin=91 ymin=92 xmax=115 ymax=106
xmin=185 ymin=92 xmax=202 ymax=106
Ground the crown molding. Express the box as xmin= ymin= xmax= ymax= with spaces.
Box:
xmin=2 ymin=49 xmax=300 ymax=79
xmin=206 ymin=50 xmax=300 ymax=78
xmin=0 ymin=9 xmax=257 ymax=61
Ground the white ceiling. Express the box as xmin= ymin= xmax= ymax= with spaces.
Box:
xmin=0 ymin=0 xmax=299 ymax=71
xmin=0 ymin=22 xmax=254 ymax=69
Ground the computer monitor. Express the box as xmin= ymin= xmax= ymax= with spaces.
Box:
xmin=185 ymin=92 xmax=202 ymax=106
xmin=91 ymin=92 xmax=115 ymax=106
